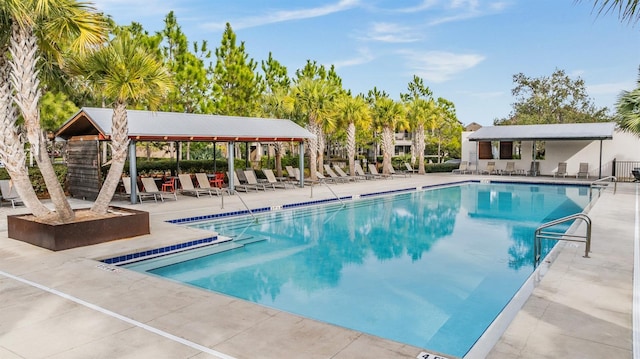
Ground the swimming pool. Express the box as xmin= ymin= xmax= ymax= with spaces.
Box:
xmin=124 ymin=182 xmax=591 ymax=357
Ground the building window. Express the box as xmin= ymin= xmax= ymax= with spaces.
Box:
xmin=478 ymin=141 xmax=492 ymax=159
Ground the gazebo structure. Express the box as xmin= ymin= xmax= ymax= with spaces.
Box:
xmin=56 ymin=107 xmax=315 ymax=203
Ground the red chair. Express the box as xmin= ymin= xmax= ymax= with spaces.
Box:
xmin=161 ymin=177 xmax=176 ymax=192
xmin=210 ymin=172 xmax=225 ymax=188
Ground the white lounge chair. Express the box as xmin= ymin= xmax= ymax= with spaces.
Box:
xmin=554 ymin=162 xmax=567 ymax=178
xmin=141 ymin=177 xmax=177 ymax=201
xmin=122 ymin=176 xmax=157 ymax=203
xmin=368 ymin=164 xmax=391 ymax=179
xmin=480 ymin=161 xmax=497 ymax=175
xmin=334 ymin=166 xmax=360 ymax=181
xmin=501 ymin=162 xmax=517 ymax=176
xmin=323 ymin=165 xmax=348 ymax=183
xmin=576 ymin=162 xmax=589 ymax=179
xmin=389 ymin=166 xmax=409 ymax=178
xmin=354 ymin=163 xmax=375 ymax=180
xmin=404 ymin=163 xmax=418 ymax=174
xmin=244 ymin=170 xmax=272 ymax=190
xmin=228 ymin=171 xmax=259 ymax=192
xmin=195 ymin=173 xmax=222 ymax=196
xmin=452 ymin=161 xmax=469 ymax=174
xmin=178 ymin=174 xmax=213 ymax=197
xmin=0 ymin=179 xmax=23 ymax=208
xmin=262 ymin=169 xmax=295 ymax=189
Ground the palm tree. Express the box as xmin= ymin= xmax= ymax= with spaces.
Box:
xmin=335 ymin=93 xmax=370 ymax=176
xmin=406 ymin=98 xmax=433 ymax=174
xmin=68 ymin=35 xmax=172 ymax=214
xmin=371 ymin=97 xmax=406 ymax=174
xmin=580 ymin=0 xmax=640 ymax=22
xmin=0 ymin=0 xmax=106 ymax=222
xmin=260 ymin=87 xmax=294 ymax=176
xmin=292 ymin=77 xmax=337 ymax=179
xmin=615 ymin=69 xmax=640 ymax=135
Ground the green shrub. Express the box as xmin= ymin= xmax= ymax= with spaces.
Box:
xmin=0 ymin=164 xmax=68 ymax=198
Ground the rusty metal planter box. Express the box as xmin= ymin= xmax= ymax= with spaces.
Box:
xmin=7 ymin=207 xmax=150 ymax=251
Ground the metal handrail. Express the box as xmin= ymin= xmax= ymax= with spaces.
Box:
xmin=310 ymin=179 xmax=345 ymax=206
xmin=590 ymin=175 xmax=617 ymax=194
xmin=221 ymin=189 xmax=257 ymax=221
xmin=534 ymin=213 xmax=592 ymax=265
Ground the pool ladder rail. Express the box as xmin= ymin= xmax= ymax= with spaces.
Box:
xmin=534 ymin=213 xmax=592 ymax=265
xmin=590 ymin=176 xmax=617 ymax=198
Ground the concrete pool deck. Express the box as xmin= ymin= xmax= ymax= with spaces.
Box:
xmin=0 ymin=174 xmax=636 ymax=358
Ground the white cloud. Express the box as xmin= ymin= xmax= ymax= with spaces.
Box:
xmin=401 ymin=50 xmax=485 ymax=83
xmin=333 ymin=48 xmax=375 ymax=68
xmin=588 ymin=81 xmax=635 ymax=96
xmin=203 ymin=0 xmax=361 ymax=31
xmin=392 ymin=0 xmax=439 ymax=13
xmin=358 ymin=22 xmax=422 ymax=43
xmin=428 ymin=0 xmax=511 ymax=26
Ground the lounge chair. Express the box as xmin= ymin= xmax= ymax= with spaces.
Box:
xmin=404 ymin=163 xmax=418 ymax=174
xmin=141 ymin=177 xmax=177 ymax=201
xmin=178 ymin=174 xmax=214 ymax=197
xmin=195 ymin=173 xmax=222 ymax=196
xmin=354 ymin=163 xmax=375 ymax=180
xmin=334 ymin=166 xmax=361 ymax=181
xmin=244 ymin=170 xmax=272 ymax=190
xmin=632 ymin=168 xmax=640 ymax=182
xmin=576 ymin=162 xmax=589 ymax=179
xmin=501 ymin=162 xmax=517 ymax=176
xmin=368 ymin=164 xmax=392 ymax=179
xmin=262 ymin=169 xmax=295 ymax=189
xmin=389 ymin=166 xmax=409 ymax=178
xmin=554 ymin=162 xmax=567 ymax=178
xmin=122 ymin=176 xmax=157 ymax=203
xmin=227 ymin=171 xmax=260 ymax=192
xmin=0 ymin=179 xmax=23 ymax=208
xmin=452 ymin=161 xmax=469 ymax=174
xmin=323 ymin=165 xmax=348 ymax=183
xmin=527 ymin=161 xmax=539 ymax=176
xmin=285 ymin=165 xmax=298 ymax=182
xmin=480 ymin=161 xmax=497 ymax=175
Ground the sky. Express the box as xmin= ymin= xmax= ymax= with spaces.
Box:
xmin=90 ymin=0 xmax=639 ymax=126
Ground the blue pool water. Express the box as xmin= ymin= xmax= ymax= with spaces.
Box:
xmin=127 ymin=182 xmax=591 ymax=357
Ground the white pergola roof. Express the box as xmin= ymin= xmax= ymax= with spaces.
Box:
xmin=56 ymin=107 xmax=315 ymax=142
xmin=467 ymin=122 xmax=616 ymax=141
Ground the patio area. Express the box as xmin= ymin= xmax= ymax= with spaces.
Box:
xmin=0 ymin=173 xmax=637 ymax=359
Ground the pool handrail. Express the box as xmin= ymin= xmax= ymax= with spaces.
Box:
xmin=534 ymin=212 xmax=592 ymax=265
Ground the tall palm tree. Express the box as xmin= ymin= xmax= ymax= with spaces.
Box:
xmin=0 ymin=0 xmax=106 ymax=222
xmin=615 ymin=69 xmax=640 ymax=135
xmin=69 ymin=35 xmax=172 ymax=214
xmin=292 ymin=77 xmax=337 ymax=179
xmin=335 ymin=93 xmax=370 ymax=176
xmin=406 ymin=98 xmax=434 ymax=174
xmin=260 ymin=87 xmax=294 ymax=176
xmin=371 ymin=97 xmax=406 ymax=174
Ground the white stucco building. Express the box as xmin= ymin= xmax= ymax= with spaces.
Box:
xmin=461 ymin=122 xmax=640 ymax=181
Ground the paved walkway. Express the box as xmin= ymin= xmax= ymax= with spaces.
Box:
xmin=0 ymin=174 xmax=636 ymax=359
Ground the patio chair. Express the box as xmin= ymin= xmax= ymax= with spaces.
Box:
xmin=404 ymin=163 xmax=418 ymax=174
xmin=0 ymin=179 xmax=23 ymax=208
xmin=632 ymin=168 xmax=640 ymax=182
xmin=244 ymin=170 xmax=272 ymax=190
xmin=178 ymin=174 xmax=213 ymax=197
xmin=527 ymin=161 xmax=540 ymax=176
xmin=195 ymin=173 xmax=222 ymax=196
xmin=161 ymin=177 xmax=176 ymax=192
xmin=141 ymin=177 xmax=177 ymax=201
xmin=501 ymin=162 xmax=517 ymax=176
xmin=389 ymin=165 xmax=409 ymax=178
xmin=576 ymin=162 xmax=589 ymax=179
xmin=285 ymin=165 xmax=298 ymax=182
xmin=334 ymin=165 xmax=361 ymax=181
xmin=354 ymin=162 xmax=375 ymax=180
xmin=323 ymin=165 xmax=348 ymax=183
xmin=209 ymin=172 xmax=225 ymax=189
xmin=554 ymin=162 xmax=567 ymax=178
xmin=122 ymin=176 xmax=157 ymax=203
xmin=480 ymin=161 xmax=497 ymax=175
xmin=368 ymin=163 xmax=392 ymax=179
xmin=262 ymin=169 xmax=295 ymax=189
xmin=452 ymin=161 xmax=469 ymax=174
xmin=235 ymin=169 xmax=249 ymax=184
xmin=228 ymin=171 xmax=259 ymax=192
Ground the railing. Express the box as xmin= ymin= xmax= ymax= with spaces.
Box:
xmin=221 ymin=189 xmax=257 ymax=221
xmin=613 ymin=159 xmax=640 ymax=182
xmin=534 ymin=213 xmax=592 ymax=265
xmin=310 ymin=180 xmax=345 ymax=206
xmin=590 ymin=175 xmax=617 ymax=198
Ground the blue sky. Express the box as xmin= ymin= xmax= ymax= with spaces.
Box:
xmin=91 ymin=0 xmax=639 ymax=126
